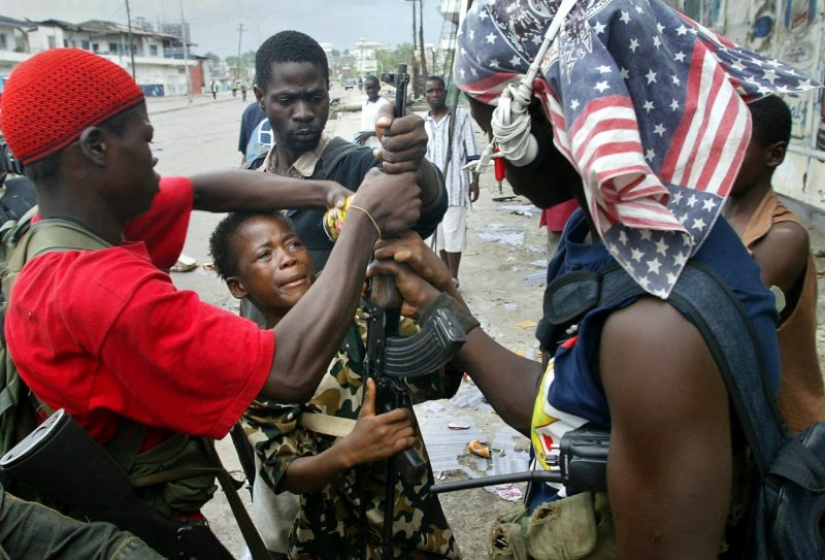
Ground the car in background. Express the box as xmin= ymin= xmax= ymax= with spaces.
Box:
xmin=343 ymin=78 xmax=357 ymax=90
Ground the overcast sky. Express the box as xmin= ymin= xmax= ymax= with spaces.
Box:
xmin=3 ymin=0 xmax=449 ymax=58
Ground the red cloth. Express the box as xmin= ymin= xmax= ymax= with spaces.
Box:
xmin=539 ymin=199 xmax=578 ymax=232
xmin=6 ymin=176 xmax=274 ymax=451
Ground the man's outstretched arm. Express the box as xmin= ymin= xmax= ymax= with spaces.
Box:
xmin=262 ymin=169 xmax=421 ymax=404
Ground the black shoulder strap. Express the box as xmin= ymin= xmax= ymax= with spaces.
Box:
xmin=320 ymin=137 xmax=360 ymax=177
xmin=4 ymin=218 xmax=111 ymax=300
xmin=662 ymin=264 xmax=825 ymax=490
xmin=591 ymin=264 xmax=783 ymax=468
xmin=595 ymin=262 xmax=825 ymax=488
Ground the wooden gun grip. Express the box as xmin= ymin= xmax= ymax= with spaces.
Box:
xmin=371 ymin=274 xmax=402 ymax=310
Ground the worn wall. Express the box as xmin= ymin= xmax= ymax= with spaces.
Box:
xmin=664 ymin=0 xmax=825 ymax=210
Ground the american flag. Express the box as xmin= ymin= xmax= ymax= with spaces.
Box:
xmin=455 ymin=0 xmax=820 ymax=297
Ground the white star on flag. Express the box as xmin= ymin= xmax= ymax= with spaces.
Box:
xmin=647 ymin=258 xmax=662 ymax=274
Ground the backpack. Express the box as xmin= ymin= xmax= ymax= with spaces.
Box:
xmin=0 ymin=177 xmax=38 ymax=282
xmin=0 ymin=218 xmax=110 ymax=455
xmin=539 ymin=262 xmax=825 ymax=559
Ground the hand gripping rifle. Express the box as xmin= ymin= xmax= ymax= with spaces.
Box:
xmin=364 ymin=63 xmax=466 ymax=560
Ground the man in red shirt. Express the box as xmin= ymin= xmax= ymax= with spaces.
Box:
xmin=0 ymin=48 xmax=426 ymax=554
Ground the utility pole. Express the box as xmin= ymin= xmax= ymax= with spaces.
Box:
xmin=236 ymin=23 xmax=245 ymax=82
xmin=125 ymin=0 xmax=136 ymax=80
xmin=180 ymin=0 xmax=192 ymax=102
xmin=410 ymin=1 xmax=420 ymax=97
xmin=418 ymin=0 xmax=428 ymax=79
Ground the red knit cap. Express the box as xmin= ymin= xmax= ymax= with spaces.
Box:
xmin=0 ymin=48 xmax=145 ymax=165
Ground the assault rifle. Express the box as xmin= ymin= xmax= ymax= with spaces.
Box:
xmin=364 ymin=63 xmax=465 ymax=560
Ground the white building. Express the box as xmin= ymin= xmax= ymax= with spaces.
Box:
xmin=350 ymin=37 xmax=381 ymax=76
xmin=0 ymin=15 xmax=205 ymax=97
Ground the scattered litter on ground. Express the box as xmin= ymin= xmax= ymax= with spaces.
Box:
xmin=503 ymin=303 xmax=519 ymax=312
xmin=492 ymin=195 xmax=517 ymax=202
xmin=468 ymin=439 xmax=492 ymax=459
xmin=516 ymin=320 xmax=537 ymax=329
xmin=170 ymin=254 xmax=198 ymax=272
xmin=474 ymin=223 xmax=526 ymax=247
xmin=499 ymin=204 xmax=540 ymax=218
xmin=523 ymin=271 xmax=546 ymax=286
xmin=447 ymin=382 xmax=495 ymax=413
xmin=493 ymin=484 xmax=524 ymax=501
xmin=415 ymin=383 xmax=532 ymax=502
xmin=415 ymin=403 xmax=486 ymax=476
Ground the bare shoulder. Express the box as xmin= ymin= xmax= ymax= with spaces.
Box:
xmin=598 ymin=297 xmax=724 ymax=423
xmin=599 ymin=296 xmax=733 ymax=557
xmin=752 ymin=220 xmax=810 ymax=296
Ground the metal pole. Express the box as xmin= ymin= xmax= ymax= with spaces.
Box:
xmin=125 ymin=0 xmax=136 ymax=80
xmin=180 ymin=0 xmax=192 ymax=102
xmin=418 ymin=0 xmax=428 ymax=78
xmin=236 ymin=23 xmax=244 ymax=82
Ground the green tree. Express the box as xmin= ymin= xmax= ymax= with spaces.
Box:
xmin=376 ymin=43 xmax=414 ymax=76
xmin=203 ymin=51 xmax=220 ymax=63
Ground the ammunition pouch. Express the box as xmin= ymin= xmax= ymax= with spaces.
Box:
xmin=490 ymin=492 xmax=617 ymax=560
xmin=128 ymin=432 xmax=218 ymax=516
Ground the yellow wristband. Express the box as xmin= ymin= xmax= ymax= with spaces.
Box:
xmin=348 ymin=204 xmax=382 ymax=239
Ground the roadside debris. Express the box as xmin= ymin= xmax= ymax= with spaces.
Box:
xmin=170 ymin=253 xmax=198 ymax=272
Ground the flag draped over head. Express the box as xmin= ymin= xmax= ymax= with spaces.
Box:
xmin=455 ymin=0 xmax=821 ymax=298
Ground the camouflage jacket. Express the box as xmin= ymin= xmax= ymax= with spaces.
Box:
xmin=244 ymin=312 xmax=461 ymax=559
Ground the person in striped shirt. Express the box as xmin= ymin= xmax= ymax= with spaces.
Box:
xmin=423 ymin=76 xmax=480 ymax=287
